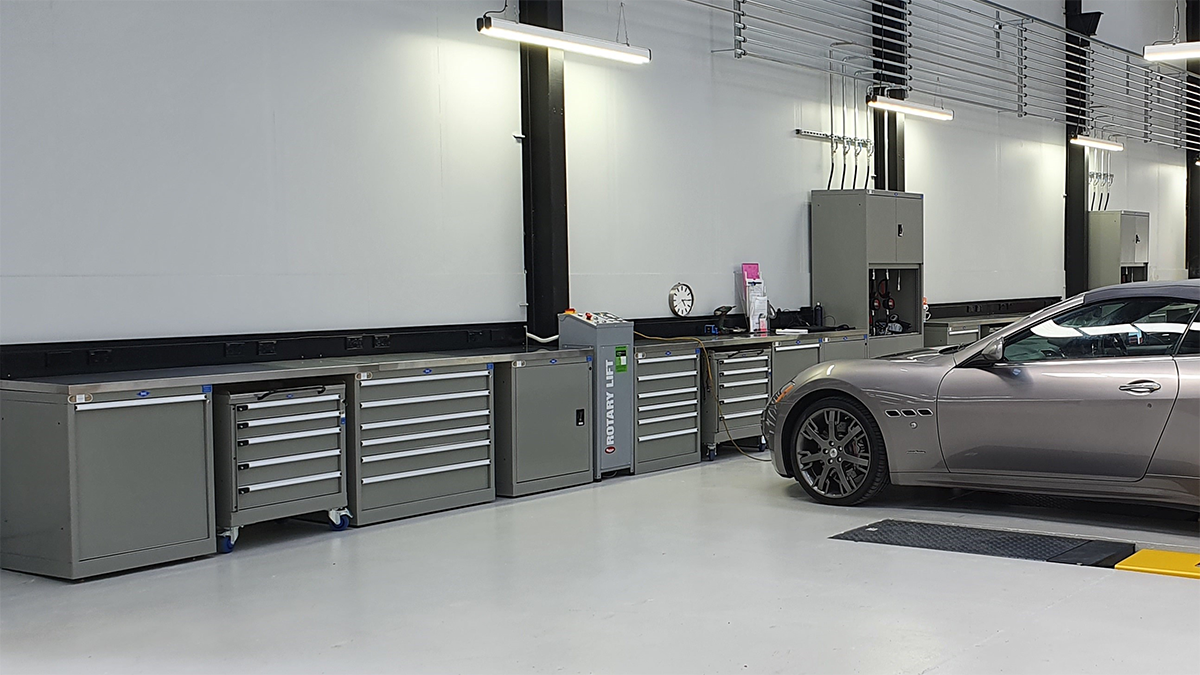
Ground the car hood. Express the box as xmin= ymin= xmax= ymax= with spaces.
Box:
xmin=878 ymin=346 xmax=962 ymax=364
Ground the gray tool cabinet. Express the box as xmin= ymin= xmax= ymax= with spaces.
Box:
xmin=633 ymin=344 xmax=702 ymax=473
xmin=1 ymin=383 xmax=216 ymax=580
xmin=924 ymin=316 xmax=1020 ymax=348
xmin=701 ymin=348 xmax=772 ymax=460
xmin=1088 ymin=210 xmax=1150 ymax=289
xmin=348 ymin=359 xmax=497 ymax=525
xmin=770 ymin=337 xmax=822 ymax=390
xmin=213 ymin=383 xmax=350 ymax=552
xmin=818 ymin=332 xmax=869 ymax=361
xmin=494 ymin=353 xmax=594 ymax=497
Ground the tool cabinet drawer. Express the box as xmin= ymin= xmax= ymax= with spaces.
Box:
xmin=360 ymin=461 xmax=491 ymax=510
xmin=634 ymin=345 xmax=702 ymax=472
xmin=360 ymin=442 xmax=490 ymax=480
xmin=357 ymin=367 xmax=492 ymax=403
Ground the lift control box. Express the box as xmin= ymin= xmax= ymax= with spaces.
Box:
xmin=558 ymin=311 xmax=635 ymax=478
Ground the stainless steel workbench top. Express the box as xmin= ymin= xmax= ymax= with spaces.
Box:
xmin=634 ymin=329 xmax=866 ymax=350
xmin=0 ymin=348 xmax=593 ymax=395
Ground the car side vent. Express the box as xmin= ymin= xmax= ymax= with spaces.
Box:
xmin=917 ymin=409 xmax=934 ymax=417
xmin=901 ymin=409 xmax=918 ymax=417
xmin=885 ymin=410 xmax=902 ymax=418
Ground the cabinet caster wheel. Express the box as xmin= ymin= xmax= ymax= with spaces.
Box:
xmin=330 ymin=514 xmax=351 ymax=531
xmin=217 ymin=536 xmax=235 ymax=554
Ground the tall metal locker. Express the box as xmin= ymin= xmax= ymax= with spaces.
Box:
xmin=811 ymin=190 xmax=926 ymax=357
xmin=347 ymin=360 xmax=496 ymax=526
xmin=633 ymin=344 xmax=702 ymax=473
xmin=1088 ymin=210 xmax=1150 ymax=289
xmin=213 ymin=383 xmax=351 ymax=552
xmin=493 ymin=353 xmax=594 ymax=497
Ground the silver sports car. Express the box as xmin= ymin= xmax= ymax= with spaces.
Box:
xmin=763 ymin=279 xmax=1200 ymax=508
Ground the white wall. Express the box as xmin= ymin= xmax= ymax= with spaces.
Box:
xmin=1090 ymin=0 xmax=1180 ymax=52
xmin=1101 ymin=143 xmax=1189 ymax=280
xmin=0 ymin=0 xmax=526 ymax=344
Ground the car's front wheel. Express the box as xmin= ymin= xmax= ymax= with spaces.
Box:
xmin=791 ymin=396 xmax=888 ymax=505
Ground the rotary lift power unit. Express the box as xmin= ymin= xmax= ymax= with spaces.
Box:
xmin=558 ymin=311 xmax=635 ymax=478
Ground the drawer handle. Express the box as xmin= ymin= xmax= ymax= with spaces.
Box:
xmin=719 ymin=378 xmax=770 ymax=388
xmin=719 ymin=355 xmax=768 ymax=365
xmin=360 ymin=390 xmax=489 ymax=409
xmin=720 ymin=409 xmax=765 ymax=421
xmin=360 ymin=409 xmax=489 ymax=432
xmin=237 ymin=393 xmax=341 ymax=411
xmin=74 ymin=393 xmax=207 ymax=412
xmin=361 ymin=459 xmax=491 ymax=485
xmin=238 ymin=448 xmax=341 ymax=470
xmin=948 ymin=329 xmax=980 ymax=336
xmin=238 ymin=471 xmax=341 ymax=493
xmin=720 ymin=393 xmax=769 ymax=404
xmin=719 ymin=367 xmax=769 ymax=376
xmin=362 ymin=439 xmax=490 ymax=464
xmin=636 ymin=370 xmax=698 ymax=382
xmin=638 ymin=411 xmax=699 ymax=425
xmin=238 ymin=410 xmax=341 ymax=429
xmin=359 ymin=371 xmax=490 ymax=387
xmin=238 ymin=427 xmax=340 ymax=446
xmin=774 ymin=343 xmax=819 ymax=352
xmin=361 ymin=424 xmax=491 ymax=448
xmin=638 ymin=427 xmax=699 ymax=443
xmin=638 ymin=399 xmax=698 ymax=413
xmin=637 ymin=354 xmax=698 ymax=365
xmin=637 ymin=386 xmax=698 ymax=400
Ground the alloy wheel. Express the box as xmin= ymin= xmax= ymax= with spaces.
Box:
xmin=795 ymin=407 xmax=871 ymax=498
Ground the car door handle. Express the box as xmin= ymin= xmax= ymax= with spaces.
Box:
xmin=1119 ymin=380 xmax=1161 ymax=395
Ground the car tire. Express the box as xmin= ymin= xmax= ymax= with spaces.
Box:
xmin=791 ymin=395 xmax=889 ymax=506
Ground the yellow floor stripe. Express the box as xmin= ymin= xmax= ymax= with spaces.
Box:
xmin=1114 ymin=549 xmax=1200 ymax=580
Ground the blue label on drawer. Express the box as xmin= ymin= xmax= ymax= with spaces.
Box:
xmin=487 ymin=363 xmax=494 ymax=370
xmin=202 ymin=385 xmax=212 ymax=393
xmin=340 ymin=416 xmax=346 ymax=425
xmin=137 ymin=390 xmax=150 ymax=398
xmin=665 ymin=350 xmax=672 ymax=356
xmin=424 ymin=368 xmax=432 ymax=374
xmin=550 ymin=358 xmax=558 ymax=364
xmin=286 ymin=393 xmax=294 ymax=399
xmin=586 ymin=355 xmax=592 ymax=362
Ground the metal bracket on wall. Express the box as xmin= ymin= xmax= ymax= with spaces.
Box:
xmin=795 ymin=128 xmax=873 ymax=150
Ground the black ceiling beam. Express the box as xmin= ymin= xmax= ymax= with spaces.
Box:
xmin=1188 ymin=0 xmax=1199 ymax=279
xmin=1064 ymin=0 xmax=1098 ymax=297
xmin=518 ymin=0 xmax=571 ymax=338
xmin=872 ymin=0 xmax=907 ymax=191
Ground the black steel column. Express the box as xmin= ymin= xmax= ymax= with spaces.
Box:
xmin=872 ymin=0 xmax=907 ymax=191
xmin=1064 ymin=1 xmax=1100 ymax=296
xmin=1188 ymin=0 xmax=1199 ymax=278
xmin=519 ymin=0 xmax=570 ymax=337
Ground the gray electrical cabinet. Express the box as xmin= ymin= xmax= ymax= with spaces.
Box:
xmin=1088 ymin=210 xmax=1150 ymax=289
xmin=633 ymin=344 xmax=702 ymax=473
xmin=701 ymin=348 xmax=772 ymax=460
xmin=811 ymin=190 xmax=925 ymax=357
xmin=213 ymin=384 xmax=350 ymax=552
xmin=494 ymin=353 xmax=594 ymax=497
xmin=1 ymin=384 xmax=215 ymax=579
xmin=558 ymin=312 xmax=635 ymax=478
xmin=347 ymin=361 xmax=496 ymax=526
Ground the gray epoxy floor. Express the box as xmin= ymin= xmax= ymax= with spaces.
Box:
xmin=3 ymin=454 xmax=1199 ymax=675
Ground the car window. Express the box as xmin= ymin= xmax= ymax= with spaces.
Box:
xmin=1178 ymin=310 xmax=1200 ymax=356
xmin=1002 ymin=298 xmax=1198 ymax=363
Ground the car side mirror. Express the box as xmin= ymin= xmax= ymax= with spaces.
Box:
xmin=977 ymin=338 xmax=1004 ymax=364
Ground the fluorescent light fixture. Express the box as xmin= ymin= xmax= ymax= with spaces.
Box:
xmin=477 ymin=16 xmax=650 ymax=65
xmin=1143 ymin=41 xmax=1200 ymax=62
xmin=866 ymin=95 xmax=954 ymax=121
xmin=1070 ymin=135 xmax=1124 ymax=152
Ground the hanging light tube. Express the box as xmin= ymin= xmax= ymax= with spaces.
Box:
xmin=477 ymin=16 xmax=651 ymax=65
xmin=1070 ymin=135 xmax=1124 ymax=152
xmin=865 ymin=95 xmax=954 ymax=121
xmin=1143 ymin=41 xmax=1200 ymax=62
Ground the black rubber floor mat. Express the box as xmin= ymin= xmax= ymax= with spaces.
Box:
xmin=832 ymin=519 xmax=1115 ymax=563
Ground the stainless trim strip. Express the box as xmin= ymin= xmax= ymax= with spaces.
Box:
xmin=638 ymin=411 xmax=699 ymax=425
xmin=359 ymin=371 xmax=490 ymax=387
xmin=361 ymin=459 xmax=491 ymax=485
xmin=718 ymin=355 xmax=768 ymax=365
xmin=243 ymin=427 xmax=341 ymax=445
xmin=360 ymin=409 xmax=489 ymax=431
xmin=637 ymin=354 xmax=698 ymax=365
xmin=242 ymin=471 xmax=341 ymax=493
xmin=361 ymin=424 xmax=491 ymax=448
xmin=360 ymin=390 xmax=489 ymax=409
xmin=637 ymin=386 xmax=699 ymax=400
xmin=719 ymin=378 xmax=770 ymax=388
xmin=638 ymin=427 xmax=699 ymax=443
xmin=948 ymin=328 xmax=981 ymax=336
xmin=636 ymin=370 xmax=699 ymax=382
xmin=774 ymin=342 xmax=820 ymax=352
xmin=241 ymin=394 xmax=341 ymax=410
xmin=239 ymin=448 xmax=341 ymax=469
xmin=240 ymin=410 xmax=341 ymax=428
xmin=721 ymin=409 xmax=765 ymax=421
xmin=720 ymin=393 xmax=769 ymax=404
xmin=638 ymin=399 xmax=698 ymax=413
xmin=720 ymin=366 xmax=770 ymax=376
xmin=74 ymin=393 xmax=207 ymax=412
xmin=361 ymin=439 xmax=491 ymax=464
